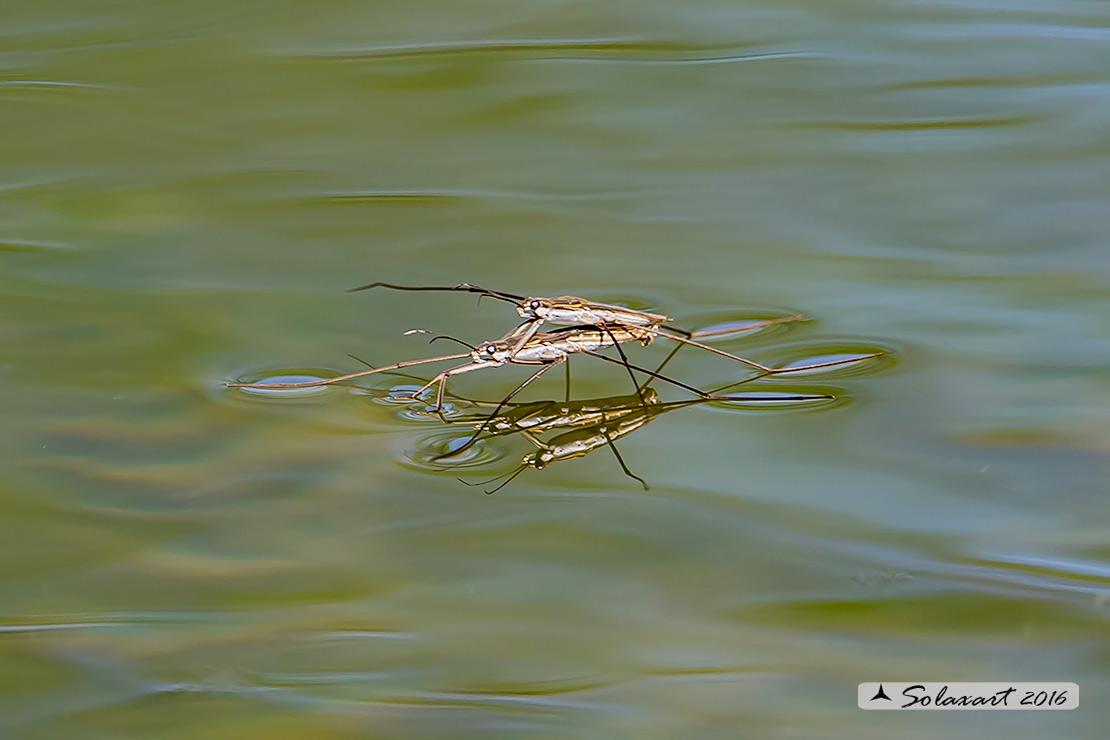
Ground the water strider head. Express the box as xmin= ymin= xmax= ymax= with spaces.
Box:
xmin=460 ymin=321 xmax=538 ymax=365
xmin=470 ymin=338 xmax=514 ymax=366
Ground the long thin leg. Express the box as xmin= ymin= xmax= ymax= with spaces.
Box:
xmin=656 ymin=328 xmax=882 ymax=376
xmin=597 ymin=322 xmax=647 ymax=405
xmin=406 ymin=369 xmax=450 ymax=417
xmin=572 ymin=347 xmax=715 ymax=399
xmin=652 ymin=328 xmax=879 ymax=377
xmin=346 ymin=354 xmax=439 ymax=386
xmin=458 ymin=463 xmax=530 ymax=495
xmin=483 ymin=465 xmax=530 ymax=495
xmin=637 ymin=338 xmax=687 ymax=393
xmin=227 ymin=351 xmax=474 ymax=389
xmin=410 ymin=360 xmax=483 ymax=398
xmin=654 ymin=328 xmax=773 ymax=372
xmin=433 ymin=362 xmax=560 ymax=460
xmin=603 ymin=433 xmax=648 ymax=491
xmin=406 ymin=359 xmax=501 ymax=414
xmin=508 ymin=318 xmax=544 ymax=357
xmin=563 ymin=359 xmax=571 ymax=402
xmin=614 ymin=315 xmax=760 ymax=395
xmin=520 ymin=430 xmax=546 ymax=449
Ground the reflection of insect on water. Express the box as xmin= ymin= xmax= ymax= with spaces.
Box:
xmin=479 ymin=403 xmax=663 ymax=493
xmin=464 ymin=387 xmax=667 ymax=438
xmin=443 ymin=383 xmax=836 ymax=494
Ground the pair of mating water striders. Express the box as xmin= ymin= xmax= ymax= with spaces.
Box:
xmin=229 ymin=282 xmax=882 ymax=489
xmin=231 ymin=281 xmax=863 ymax=407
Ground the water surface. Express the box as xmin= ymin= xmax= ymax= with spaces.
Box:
xmin=1 ymin=0 xmax=1108 ymax=737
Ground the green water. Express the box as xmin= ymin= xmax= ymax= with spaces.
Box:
xmin=2 ymin=0 xmax=1108 ymax=737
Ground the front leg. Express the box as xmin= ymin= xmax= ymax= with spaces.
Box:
xmin=564 ymin=357 xmax=571 ymax=402
xmin=432 ymin=359 xmax=502 ymax=415
xmin=408 ymin=359 xmax=499 ymax=415
xmin=509 ymin=318 xmax=544 ymax=357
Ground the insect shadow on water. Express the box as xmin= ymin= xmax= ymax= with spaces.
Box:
xmin=341 ymin=338 xmax=842 ymax=494
xmin=442 ymin=372 xmax=838 ymax=494
xmin=359 ymin=334 xmax=839 ymax=493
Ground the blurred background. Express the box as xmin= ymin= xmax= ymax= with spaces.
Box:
xmin=1 ymin=1 xmax=1108 ymax=737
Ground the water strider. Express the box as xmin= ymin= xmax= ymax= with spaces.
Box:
xmin=345 ymin=281 xmax=878 ymax=376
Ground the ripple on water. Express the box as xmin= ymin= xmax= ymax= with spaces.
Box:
xmin=707 ymin=385 xmax=849 ymax=414
xmin=364 ymin=383 xmax=426 ymax=408
xmin=402 ymin=430 xmax=506 ymax=471
xmin=365 ymin=384 xmax=485 ymax=423
xmin=758 ymin=340 xmax=897 ymax=379
xmin=226 ymin=368 xmax=342 ymax=400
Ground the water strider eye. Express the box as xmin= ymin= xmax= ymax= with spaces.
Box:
xmin=529 ymin=299 xmax=541 ymax=310
xmin=482 ymin=344 xmax=496 ymax=355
